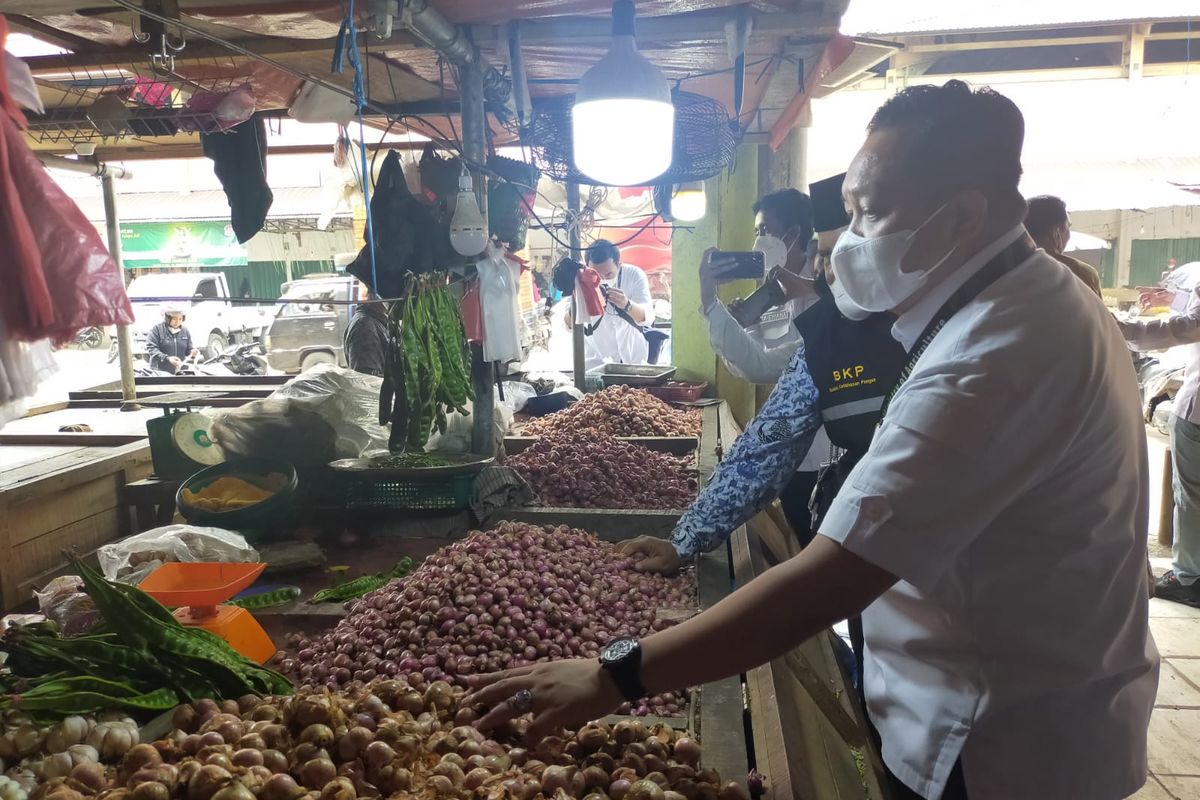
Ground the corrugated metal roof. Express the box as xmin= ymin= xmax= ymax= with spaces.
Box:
xmin=842 ymin=0 xmax=1200 ymax=36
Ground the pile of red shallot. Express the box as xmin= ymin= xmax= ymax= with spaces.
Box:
xmin=279 ymin=524 xmax=695 ymax=718
xmin=522 ymin=387 xmax=701 ymax=439
xmin=29 ymin=682 xmax=748 ymax=800
xmin=506 ymin=431 xmax=697 ymax=510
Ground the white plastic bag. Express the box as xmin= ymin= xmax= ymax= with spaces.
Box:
xmin=289 ymin=80 xmax=356 ymax=125
xmin=97 ymin=525 xmax=259 ymax=585
xmin=34 ymin=576 xmax=100 ymax=636
xmin=269 ymin=363 xmax=389 ymax=456
xmin=425 ymin=398 xmax=513 ymax=455
xmin=477 ymin=243 xmax=522 ymax=363
xmin=4 ymin=51 xmax=43 ymax=115
xmin=502 ymin=381 xmax=537 ymax=413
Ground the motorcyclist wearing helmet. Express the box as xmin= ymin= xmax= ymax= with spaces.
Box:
xmin=145 ymin=308 xmax=200 ymax=373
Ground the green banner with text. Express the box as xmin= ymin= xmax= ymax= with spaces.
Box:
xmin=117 ymin=221 xmax=248 ymax=268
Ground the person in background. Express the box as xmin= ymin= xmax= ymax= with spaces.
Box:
xmin=700 ymin=187 xmax=821 ymax=541
xmin=701 ymin=189 xmax=819 ymax=371
xmin=691 ymin=178 xmax=857 ymax=543
xmin=1120 ymin=287 xmax=1200 ymax=607
xmin=470 ymin=80 xmax=1158 ymax=800
xmin=562 ymin=239 xmax=655 ymax=367
xmin=145 ymin=307 xmax=199 ymax=374
xmin=1024 ymin=195 xmax=1102 ymax=297
xmin=344 ymin=288 xmax=388 ymax=377
xmin=621 ymin=172 xmax=907 ymax=687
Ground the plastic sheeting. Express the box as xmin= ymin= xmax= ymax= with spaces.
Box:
xmin=97 ymin=525 xmax=259 ymax=585
xmin=269 ymin=363 xmax=390 ymax=456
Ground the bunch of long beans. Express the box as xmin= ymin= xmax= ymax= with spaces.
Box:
xmin=380 ymin=273 xmax=473 ymax=452
xmin=0 ymin=556 xmax=292 ymax=719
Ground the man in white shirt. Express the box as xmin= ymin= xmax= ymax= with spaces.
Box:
xmin=563 ymin=239 xmax=655 ymax=368
xmin=1120 ymin=279 xmax=1200 ymax=607
xmin=469 ymin=80 xmax=1159 ymax=800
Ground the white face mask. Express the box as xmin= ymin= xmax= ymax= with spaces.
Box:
xmin=830 ymin=204 xmax=956 ymax=316
xmin=752 ymin=229 xmax=796 ymax=271
xmin=829 ymin=277 xmax=871 ymax=321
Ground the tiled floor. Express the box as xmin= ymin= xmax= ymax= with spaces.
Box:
xmin=1133 ymin=433 xmax=1200 ymax=800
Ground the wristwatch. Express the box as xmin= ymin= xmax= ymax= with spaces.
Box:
xmin=599 ymin=637 xmax=646 ymax=701
xmin=623 ymin=300 xmax=633 ymax=312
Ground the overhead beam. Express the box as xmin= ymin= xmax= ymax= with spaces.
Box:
xmin=5 ymin=14 xmax=96 ymax=51
xmin=19 ymin=30 xmax=421 ymax=76
xmin=899 ymin=28 xmax=1198 ymax=54
xmin=467 ymin=9 xmax=829 ymax=48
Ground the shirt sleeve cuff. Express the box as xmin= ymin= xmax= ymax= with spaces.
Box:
xmin=820 ymin=493 xmax=943 ymax=594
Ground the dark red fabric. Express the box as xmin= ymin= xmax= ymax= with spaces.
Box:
xmin=576 ymin=267 xmax=606 ymax=317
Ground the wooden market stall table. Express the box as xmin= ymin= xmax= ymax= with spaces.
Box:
xmin=0 ymin=439 xmax=153 ymax=610
xmin=0 ymin=374 xmax=289 ymax=612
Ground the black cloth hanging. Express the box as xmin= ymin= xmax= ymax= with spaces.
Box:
xmin=202 ymin=116 xmax=273 ymax=243
xmin=348 ymin=150 xmax=444 ymax=298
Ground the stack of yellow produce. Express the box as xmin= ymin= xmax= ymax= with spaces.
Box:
xmin=180 ymin=473 xmax=287 ymax=512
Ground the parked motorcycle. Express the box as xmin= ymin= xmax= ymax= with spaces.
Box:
xmin=74 ymin=326 xmax=105 ymax=350
xmin=142 ymin=341 xmax=269 ymax=378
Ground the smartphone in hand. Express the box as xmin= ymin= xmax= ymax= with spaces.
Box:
xmin=712 ymin=250 xmax=765 ymax=281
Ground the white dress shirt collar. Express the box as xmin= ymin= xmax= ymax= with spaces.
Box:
xmin=891 ymin=224 xmax=1026 ymax=352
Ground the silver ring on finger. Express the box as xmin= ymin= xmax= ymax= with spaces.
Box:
xmin=510 ymin=689 xmax=533 ymax=714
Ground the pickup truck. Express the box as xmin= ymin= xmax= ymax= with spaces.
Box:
xmin=126 ymin=272 xmax=271 ymax=357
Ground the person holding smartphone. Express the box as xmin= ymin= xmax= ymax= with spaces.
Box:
xmin=560 ymin=239 xmax=655 ymax=367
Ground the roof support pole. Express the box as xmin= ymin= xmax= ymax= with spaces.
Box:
xmin=463 ymin=57 xmax=495 ymax=456
xmin=567 ymin=182 xmax=585 ymax=393
xmin=101 ymin=174 xmax=140 ymax=410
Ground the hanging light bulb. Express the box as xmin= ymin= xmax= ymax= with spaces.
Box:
xmin=450 ymin=169 xmax=488 ymax=256
xmin=671 ymin=181 xmax=706 ymax=221
xmin=572 ymin=0 xmax=674 ymax=186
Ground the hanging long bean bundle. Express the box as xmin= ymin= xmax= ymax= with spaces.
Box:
xmin=381 ymin=273 xmax=473 ymax=451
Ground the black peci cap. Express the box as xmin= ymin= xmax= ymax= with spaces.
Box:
xmin=809 ymin=172 xmax=850 ymax=233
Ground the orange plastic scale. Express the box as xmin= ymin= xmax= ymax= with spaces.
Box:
xmin=139 ymin=562 xmax=276 ymax=664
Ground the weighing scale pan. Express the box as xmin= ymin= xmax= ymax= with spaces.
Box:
xmin=140 ymin=562 xmax=265 ymax=607
xmin=140 ymin=562 xmax=275 ymax=664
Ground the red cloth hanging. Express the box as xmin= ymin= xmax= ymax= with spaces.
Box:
xmin=0 ymin=15 xmax=133 ymax=344
xmin=0 ymin=66 xmax=53 ymax=339
xmin=576 ymin=267 xmax=606 ymax=317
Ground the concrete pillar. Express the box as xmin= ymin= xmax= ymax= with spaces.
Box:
xmin=671 ymin=143 xmax=759 ymax=425
xmin=1116 ymin=209 xmax=1136 ymax=287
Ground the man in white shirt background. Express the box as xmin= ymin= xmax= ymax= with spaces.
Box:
xmin=1120 ymin=280 xmax=1200 ymax=607
xmin=562 ymin=239 xmax=655 ymax=368
xmin=470 ymin=80 xmax=1159 ymax=800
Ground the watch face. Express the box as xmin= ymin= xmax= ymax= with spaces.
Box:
xmin=601 ymin=638 xmax=638 ymax=664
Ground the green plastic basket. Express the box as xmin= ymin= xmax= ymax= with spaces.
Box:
xmin=343 ymin=472 xmax=474 ymax=511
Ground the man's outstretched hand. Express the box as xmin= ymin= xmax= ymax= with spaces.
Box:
xmin=467 ymin=659 xmax=623 ymax=745
xmin=616 ymin=536 xmax=682 ymax=574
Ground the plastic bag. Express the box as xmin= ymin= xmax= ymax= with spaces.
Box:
xmin=269 ymin=363 xmax=389 ymax=456
xmin=211 ymin=397 xmax=339 ymax=469
xmin=425 ymin=398 xmax=513 ymax=455
xmin=34 ymin=576 xmax=100 ymax=636
xmin=503 ymin=381 xmax=537 ymax=413
xmin=97 ymin=525 xmax=259 ymax=585
xmin=289 ymin=80 xmax=355 ymax=125
xmin=0 ymin=111 xmax=134 ymax=345
xmin=4 ymin=51 xmax=42 ymax=115
xmin=179 ymin=84 xmax=256 ymax=133
xmin=477 ymin=243 xmax=522 ymax=363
